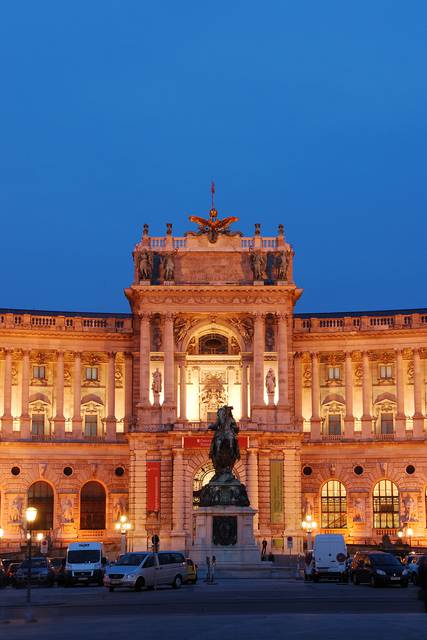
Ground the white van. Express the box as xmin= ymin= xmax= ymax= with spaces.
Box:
xmin=304 ymin=534 xmax=348 ymax=582
xmin=104 ymin=551 xmax=186 ymax=591
xmin=65 ymin=542 xmax=106 ymax=586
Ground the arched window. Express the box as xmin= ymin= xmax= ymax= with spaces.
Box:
xmin=28 ymin=481 xmax=54 ymax=530
xmin=193 ymin=464 xmax=215 ymax=508
xmin=199 ymin=334 xmax=228 ymax=355
xmin=373 ymin=480 xmax=399 ymax=528
xmin=321 ymin=480 xmax=347 ymax=528
xmin=80 ymin=482 xmax=106 ymax=530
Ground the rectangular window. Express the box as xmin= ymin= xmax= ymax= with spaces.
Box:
xmin=85 ymin=367 xmax=98 ymax=381
xmin=328 ymin=366 xmax=341 ymax=381
xmin=33 ymin=365 xmax=46 ymax=380
xmin=379 ymin=365 xmax=393 ymax=380
xmin=31 ymin=414 xmax=45 ymax=436
xmin=380 ymin=413 xmax=394 ymax=434
xmin=328 ymin=414 xmax=342 ymax=435
xmin=84 ymin=415 xmax=98 ymax=437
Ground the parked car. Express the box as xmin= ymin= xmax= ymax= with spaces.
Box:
xmin=6 ymin=562 xmax=22 ymax=585
xmin=184 ymin=558 xmax=198 ymax=584
xmin=13 ymin=557 xmax=55 ymax=588
xmin=0 ymin=559 xmax=7 ymax=588
xmin=104 ymin=551 xmax=186 ymax=592
xmin=304 ymin=534 xmax=348 ymax=582
xmin=403 ymin=553 xmax=425 ymax=585
xmin=350 ymin=551 xmax=408 ymax=588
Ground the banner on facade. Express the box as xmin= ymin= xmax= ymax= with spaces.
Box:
xmin=270 ymin=460 xmax=284 ymax=524
xmin=183 ymin=436 xmax=249 ymax=449
xmin=147 ymin=461 xmax=161 ymax=513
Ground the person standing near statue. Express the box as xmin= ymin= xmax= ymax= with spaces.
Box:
xmin=261 ymin=538 xmax=267 ymax=559
xmin=210 ymin=556 xmax=216 ymax=584
xmin=205 ymin=556 xmax=211 ymax=583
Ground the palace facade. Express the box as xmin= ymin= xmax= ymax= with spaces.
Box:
xmin=1 ymin=210 xmax=427 ymax=555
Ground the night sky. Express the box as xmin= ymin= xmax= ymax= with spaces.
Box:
xmin=1 ymin=2 xmax=426 ymax=314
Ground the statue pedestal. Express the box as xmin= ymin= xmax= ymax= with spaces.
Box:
xmin=192 ymin=506 xmax=260 ymax=565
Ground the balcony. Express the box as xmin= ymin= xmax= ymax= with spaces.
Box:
xmin=0 ymin=310 xmax=133 ymax=334
xmin=294 ymin=310 xmax=427 ymax=334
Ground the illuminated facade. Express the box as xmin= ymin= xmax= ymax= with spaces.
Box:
xmin=1 ymin=211 xmax=427 ymax=554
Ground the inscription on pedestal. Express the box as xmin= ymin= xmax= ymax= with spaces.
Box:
xmin=212 ymin=516 xmax=237 ymax=546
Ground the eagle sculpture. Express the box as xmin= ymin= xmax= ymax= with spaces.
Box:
xmin=188 ymin=208 xmax=239 ymax=243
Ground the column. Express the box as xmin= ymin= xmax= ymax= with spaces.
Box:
xmin=277 ymin=313 xmax=288 ymax=406
xmin=72 ymin=352 xmax=82 ymax=434
xmin=20 ymin=350 xmax=31 ymax=437
xmin=139 ymin=313 xmax=150 ymax=405
xmin=172 ymin=449 xmax=184 ymax=534
xmin=246 ymin=448 xmax=259 ymax=530
xmin=413 ymin=348 xmax=424 ymax=437
xmin=124 ymin=352 xmax=133 ymax=431
xmin=294 ymin=353 xmax=303 ymax=428
xmin=241 ymin=358 xmax=249 ymax=420
xmin=179 ymin=361 xmax=187 ymax=421
xmin=361 ymin=351 xmax=372 ymax=438
xmin=395 ymin=348 xmax=406 ymax=438
xmin=128 ymin=443 xmax=147 ymax=551
xmin=283 ymin=446 xmax=303 ymax=554
xmin=1 ymin=349 xmax=13 ymax=434
xmin=106 ymin=351 xmax=117 ymax=439
xmin=344 ymin=351 xmax=354 ymax=437
xmin=310 ymin=352 xmax=321 ymax=439
xmin=54 ymin=350 xmax=65 ymax=438
xmin=253 ymin=313 xmax=265 ymax=407
xmin=163 ymin=313 xmax=175 ymax=406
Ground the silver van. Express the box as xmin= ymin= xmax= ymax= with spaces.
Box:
xmin=104 ymin=551 xmax=186 ymax=591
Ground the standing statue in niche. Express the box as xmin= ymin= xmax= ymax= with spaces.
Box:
xmin=276 ymin=249 xmax=291 ymax=281
xmin=61 ymin=497 xmax=74 ymax=524
xmin=151 ymin=368 xmax=162 ymax=404
xmin=265 ymin=368 xmax=276 ymax=406
xmin=139 ymin=249 xmax=153 ymax=280
xmin=162 ymin=252 xmax=175 ymax=281
xmin=402 ymin=494 xmax=418 ymax=523
xmin=10 ymin=496 xmax=23 ymax=523
xmin=250 ymin=250 xmax=266 ymax=281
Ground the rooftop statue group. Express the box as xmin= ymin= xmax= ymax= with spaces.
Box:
xmin=138 ymin=249 xmax=175 ymax=281
xmin=249 ymin=248 xmax=292 ymax=281
xmin=199 ymin=405 xmax=250 ymax=507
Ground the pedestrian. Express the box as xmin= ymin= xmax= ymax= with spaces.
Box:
xmin=205 ymin=556 xmax=211 ymax=583
xmin=261 ymin=538 xmax=267 ymax=559
xmin=210 ymin=556 xmax=216 ymax=584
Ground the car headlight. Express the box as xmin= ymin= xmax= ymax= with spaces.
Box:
xmin=376 ymin=569 xmax=386 ymax=576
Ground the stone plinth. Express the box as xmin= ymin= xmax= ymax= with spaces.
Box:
xmin=192 ymin=505 xmax=260 ymax=565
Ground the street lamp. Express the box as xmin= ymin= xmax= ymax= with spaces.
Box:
xmin=406 ymin=527 xmax=413 ymax=549
xmin=115 ymin=514 xmax=132 ymax=556
xmin=302 ymin=514 xmax=317 ymax=551
xmin=25 ymin=506 xmax=38 ymax=620
xmin=397 ymin=529 xmax=404 ymax=542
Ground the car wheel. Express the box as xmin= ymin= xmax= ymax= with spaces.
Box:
xmin=134 ymin=577 xmax=145 ymax=592
xmin=370 ymin=576 xmax=378 ymax=588
xmin=400 ymin=580 xmax=408 ymax=588
xmin=109 ymin=587 xmax=115 ymax=592
xmin=352 ymin=573 xmax=359 ymax=585
xmin=173 ymin=574 xmax=182 ymax=589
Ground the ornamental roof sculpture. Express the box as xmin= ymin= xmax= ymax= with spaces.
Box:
xmin=187 ymin=182 xmax=241 ymax=243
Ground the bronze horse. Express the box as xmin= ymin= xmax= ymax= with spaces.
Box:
xmin=208 ymin=406 xmax=241 ymax=481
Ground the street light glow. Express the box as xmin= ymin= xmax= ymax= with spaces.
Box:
xmin=36 ymin=532 xmax=44 ymax=542
xmin=25 ymin=506 xmax=38 ymax=524
xmin=0 ymin=528 xmax=4 ymax=539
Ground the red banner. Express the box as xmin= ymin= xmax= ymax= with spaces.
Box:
xmin=147 ymin=461 xmax=161 ymax=513
xmin=183 ymin=436 xmax=249 ymax=449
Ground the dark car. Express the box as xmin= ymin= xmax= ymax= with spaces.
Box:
xmin=350 ymin=551 xmax=408 ymax=588
xmin=13 ymin=557 xmax=55 ymax=588
xmin=0 ymin=560 xmax=7 ymax=588
xmin=417 ymin=555 xmax=427 ymax=612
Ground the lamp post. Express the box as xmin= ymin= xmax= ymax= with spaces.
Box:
xmin=115 ymin=515 xmax=131 ymax=557
xmin=302 ymin=514 xmax=317 ymax=551
xmin=25 ymin=506 xmax=38 ymax=620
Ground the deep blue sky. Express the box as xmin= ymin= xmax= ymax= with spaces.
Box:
xmin=1 ymin=1 xmax=426 ymax=314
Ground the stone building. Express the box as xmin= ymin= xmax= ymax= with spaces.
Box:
xmin=0 ymin=207 xmax=426 ymax=554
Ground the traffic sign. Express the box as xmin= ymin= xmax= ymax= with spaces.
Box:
xmin=287 ymin=536 xmax=293 ymax=549
xmin=40 ymin=539 xmax=48 ymax=555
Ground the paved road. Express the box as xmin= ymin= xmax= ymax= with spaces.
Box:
xmin=0 ymin=579 xmax=425 ymax=639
